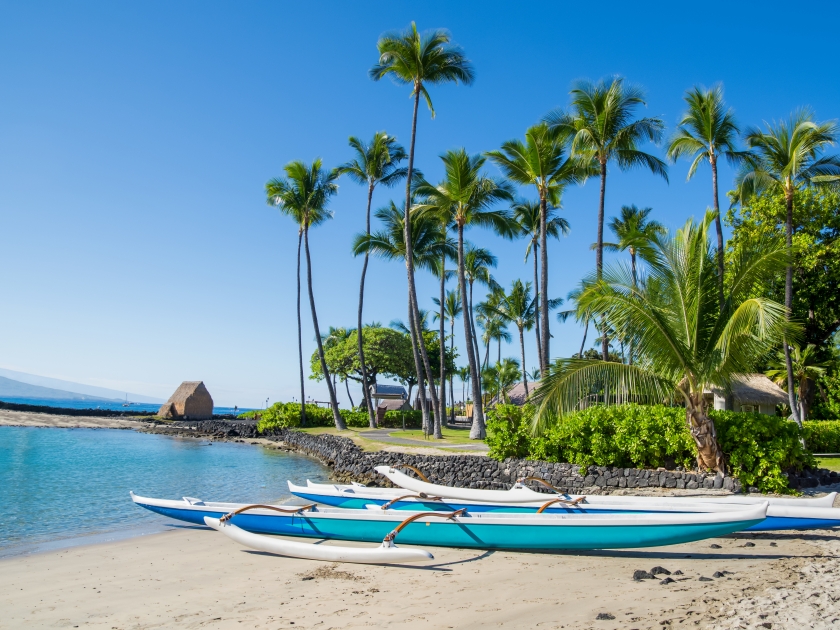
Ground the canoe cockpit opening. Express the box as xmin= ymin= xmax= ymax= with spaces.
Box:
xmin=183 ymin=497 xmax=205 ymax=506
xmin=380 ymin=493 xmax=444 ymax=510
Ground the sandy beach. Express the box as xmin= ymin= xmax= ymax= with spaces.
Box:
xmin=2 ymin=514 xmax=839 ymax=629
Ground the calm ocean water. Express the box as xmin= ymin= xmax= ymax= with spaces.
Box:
xmin=0 ymin=396 xmax=251 ymax=415
xmin=0 ymin=426 xmax=330 ymax=557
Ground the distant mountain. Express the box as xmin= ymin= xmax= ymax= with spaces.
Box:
xmin=0 ymin=368 xmax=164 ymax=404
xmin=0 ymin=376 xmax=121 ymax=402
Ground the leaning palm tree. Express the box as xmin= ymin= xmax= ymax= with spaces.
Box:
xmin=352 ymin=201 xmax=454 ymax=434
xmin=512 ymin=199 xmax=570 ymax=370
xmin=266 ymin=159 xmax=345 ymax=430
xmin=486 ymin=124 xmax=591 ymax=372
xmin=667 ymin=85 xmax=750 ymax=309
xmin=734 ymin=109 xmax=840 ymax=425
xmin=433 ymin=288 xmax=463 ymax=425
xmin=490 ymin=280 xmax=537 ymax=396
xmin=414 ymin=149 xmax=515 ymax=438
xmin=599 ymin=205 xmax=665 ymax=365
xmin=766 ymin=344 xmax=831 ymax=421
xmin=545 ymin=77 xmax=668 ymax=361
xmin=463 ymin=245 xmax=501 ymax=386
xmin=370 ymin=23 xmax=474 ymax=428
xmin=337 ymin=132 xmax=408 ymax=427
xmin=532 ymin=212 xmax=797 ymax=472
xmin=321 ymin=326 xmax=355 ymax=407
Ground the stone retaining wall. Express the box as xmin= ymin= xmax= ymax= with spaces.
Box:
xmin=171 ymin=420 xmax=838 ymax=493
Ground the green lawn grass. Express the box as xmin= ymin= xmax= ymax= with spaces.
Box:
xmin=817 ymin=457 xmax=840 ymax=472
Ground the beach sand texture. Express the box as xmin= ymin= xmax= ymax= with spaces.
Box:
xmin=3 ymin=523 xmax=839 ymax=629
xmin=0 ymin=409 xmax=146 ymax=430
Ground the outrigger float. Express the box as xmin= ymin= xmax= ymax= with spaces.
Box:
xmin=284 ymin=466 xmax=840 ymax=532
xmin=130 ymin=491 xmax=767 ymax=553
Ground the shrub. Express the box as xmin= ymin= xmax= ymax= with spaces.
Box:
xmin=486 ymin=403 xmax=815 ymax=493
xmin=244 ymin=402 xmax=427 ymax=432
xmin=803 ymin=420 xmax=840 ymax=453
xmin=380 ymin=410 xmax=424 ymax=429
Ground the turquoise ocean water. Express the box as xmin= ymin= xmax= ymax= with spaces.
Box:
xmin=0 ymin=426 xmax=329 ymax=557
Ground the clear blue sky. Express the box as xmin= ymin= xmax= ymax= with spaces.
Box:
xmin=2 ymin=2 xmax=838 ymax=407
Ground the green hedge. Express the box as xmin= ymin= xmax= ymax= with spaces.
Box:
xmin=486 ymin=404 xmax=815 ymax=494
xmin=803 ymin=420 xmax=840 ymax=453
xmin=242 ymin=402 xmax=427 ymax=432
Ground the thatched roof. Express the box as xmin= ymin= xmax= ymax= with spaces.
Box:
xmin=490 ymin=380 xmax=539 ymax=406
xmin=377 ymin=398 xmax=410 ymax=412
xmin=158 ymin=381 xmax=214 ymax=419
xmin=706 ymin=374 xmax=788 ymax=406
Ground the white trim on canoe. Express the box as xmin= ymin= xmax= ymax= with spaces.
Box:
xmin=204 ymin=517 xmax=434 ymax=564
xmin=373 ymin=466 xmax=837 ymax=508
xmin=130 ymin=492 xmax=767 ymax=527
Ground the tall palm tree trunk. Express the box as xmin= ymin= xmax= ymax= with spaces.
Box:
xmin=449 ymin=321 xmax=456 ymax=424
xmin=539 ymin=196 xmax=550 ymax=371
xmin=784 ymin=191 xmax=801 ymax=426
xmin=436 ymin=252 xmax=446 ymax=438
xmin=687 ymin=393 xmax=725 ymax=472
xmin=579 ymin=317 xmax=589 ymax=358
xmin=468 ymin=281 xmax=482 ymax=401
xmin=458 ymin=225 xmax=485 ymax=439
xmin=710 ymin=153 xmax=725 ymax=312
xmin=409 ymin=282 xmax=441 ymax=430
xmin=629 ymin=250 xmax=637 ymax=366
xmin=344 ymin=379 xmax=354 ymax=408
xmin=303 ymin=225 xmax=345 ymax=430
xmin=402 ymin=86 xmax=430 ymax=430
xmin=296 ymin=230 xmax=307 ymax=427
xmin=358 ymin=183 xmax=376 ymax=426
xmin=533 ymin=241 xmax=543 ymax=370
xmin=519 ymin=327 xmax=528 ymax=397
xmin=597 ymin=161 xmax=609 ymax=361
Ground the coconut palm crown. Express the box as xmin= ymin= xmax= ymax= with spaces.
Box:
xmin=531 ymin=211 xmax=797 ymax=473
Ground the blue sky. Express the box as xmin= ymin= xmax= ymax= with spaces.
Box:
xmin=1 ymin=1 xmax=838 ymax=407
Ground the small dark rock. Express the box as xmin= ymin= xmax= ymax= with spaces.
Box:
xmin=770 ymin=542 xmax=778 ymax=547
xmin=301 ymin=576 xmax=314 ymax=581
xmin=712 ymin=571 xmax=725 ymax=578
xmin=650 ymin=566 xmax=671 ymax=576
xmin=596 ymin=612 xmax=615 ymax=620
xmin=699 ymin=576 xmax=713 ymax=582
xmin=709 ymin=544 xmax=722 ymax=549
xmin=743 ymin=542 xmax=755 ymax=547
xmin=673 ymin=570 xmax=684 ymax=575
xmin=633 ymin=570 xmax=655 ymax=581
xmin=660 ymin=577 xmax=675 ymax=585
xmin=760 ymin=623 xmax=772 ymax=629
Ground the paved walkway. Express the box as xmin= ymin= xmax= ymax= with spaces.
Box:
xmin=359 ymin=429 xmax=489 ymax=452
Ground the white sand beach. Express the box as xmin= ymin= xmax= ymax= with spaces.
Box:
xmin=0 ymin=409 xmax=147 ymax=430
xmin=2 ymin=516 xmax=839 ymax=629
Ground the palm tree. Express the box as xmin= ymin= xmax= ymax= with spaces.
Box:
xmin=484 ymin=358 xmax=521 ymax=405
xmin=512 ymin=199 xmax=570 ymax=370
xmin=352 ymin=201 xmax=454 ymax=433
xmin=667 ymin=85 xmax=750 ymax=309
xmin=532 ymin=212 xmax=796 ymax=472
xmin=321 ymin=326 xmax=355 ymax=407
xmin=265 ymin=159 xmax=346 ymax=430
xmin=414 ymin=149 xmax=515 ymax=438
xmin=337 ymin=132 xmax=408 ymax=427
xmin=599 ymin=205 xmax=665 ymax=365
xmin=428 ymin=233 xmax=456 ymax=437
xmin=370 ymin=23 xmax=474 ymax=433
xmin=457 ymin=365 xmax=471 ymax=411
xmin=545 ymin=77 xmax=668 ymax=361
xmin=390 ymin=309 xmax=431 ymax=334
xmin=486 ymin=124 xmax=591 ymax=372
xmin=463 ymin=245 xmax=501 ymax=387
xmin=766 ymin=344 xmax=830 ymax=421
xmin=734 ymin=109 xmax=840 ymax=425
xmin=490 ymin=280 xmax=537 ymax=396
xmin=433 ymin=289 xmax=463 ymax=425
xmin=478 ymin=311 xmax=511 ymax=369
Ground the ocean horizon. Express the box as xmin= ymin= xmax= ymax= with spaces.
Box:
xmin=0 ymin=396 xmax=253 ymax=415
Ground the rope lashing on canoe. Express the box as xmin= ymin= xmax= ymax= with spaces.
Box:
xmin=517 ymin=476 xmax=587 ymax=502
xmin=536 ymin=497 xmax=586 ymax=513
xmin=395 ymin=464 xmax=431 ymax=483
xmin=380 ymin=493 xmax=443 ymax=510
xmin=219 ymin=503 xmax=316 ymax=523
xmin=382 ymin=508 xmax=467 ymax=543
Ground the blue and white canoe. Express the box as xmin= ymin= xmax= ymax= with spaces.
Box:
xmin=284 ymin=466 xmax=840 ymax=533
xmin=130 ymin=491 xmax=767 ymax=550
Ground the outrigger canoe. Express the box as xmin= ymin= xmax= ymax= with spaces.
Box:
xmin=283 ymin=466 xmax=840 ymax=532
xmin=130 ymin=491 xmax=767 ymax=550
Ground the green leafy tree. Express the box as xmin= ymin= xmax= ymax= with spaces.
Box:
xmin=370 ymin=22 xmax=475 ymax=431
xmin=545 ymin=77 xmax=668 ymax=360
xmin=489 ymin=280 xmax=537 ymax=397
xmin=266 ymin=159 xmax=345 ymax=429
xmin=512 ymin=199 xmax=570 ymax=369
xmin=532 ymin=212 xmax=797 ymax=472
xmin=486 ymin=124 xmax=592 ymax=371
xmin=320 ymin=326 xmax=355 ymax=407
xmin=733 ymin=109 xmax=840 ymax=425
xmin=667 ymin=84 xmax=749 ymax=307
xmin=484 ymin=358 xmax=521 ymax=405
xmin=599 ymin=205 xmax=665 ymax=365
xmin=337 ymin=132 xmax=408 ymax=426
xmin=766 ymin=344 xmax=830 ymax=421
xmin=414 ymin=149 xmax=515 ymax=438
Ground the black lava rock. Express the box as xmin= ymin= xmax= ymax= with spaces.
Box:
xmin=633 ymin=570 xmax=656 ymax=581
xmin=596 ymin=612 xmax=615 ymax=620
xmin=651 ymin=566 xmax=671 ymax=576
xmin=710 ymin=544 xmax=722 ymax=549
xmin=712 ymin=571 xmax=725 ymax=578
xmin=699 ymin=576 xmax=713 ymax=582
xmin=743 ymin=541 xmax=755 ymax=547
xmin=660 ymin=577 xmax=675 ymax=585
xmin=673 ymin=570 xmax=684 ymax=575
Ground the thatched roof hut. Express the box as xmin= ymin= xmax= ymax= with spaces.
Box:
xmin=158 ymin=381 xmax=214 ymax=420
xmin=705 ymin=374 xmax=788 ymax=415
